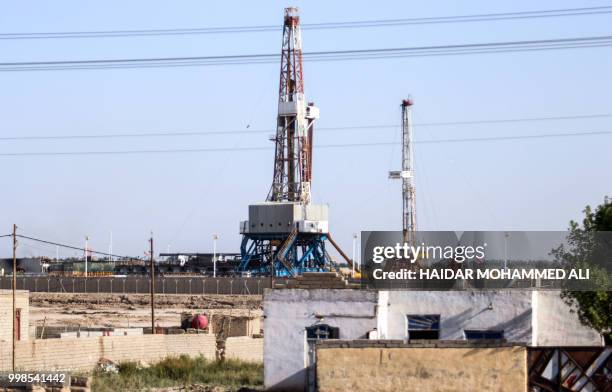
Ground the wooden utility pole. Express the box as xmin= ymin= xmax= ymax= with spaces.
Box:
xmin=12 ymin=224 xmax=17 ymax=371
xmin=149 ymin=235 xmax=155 ymax=334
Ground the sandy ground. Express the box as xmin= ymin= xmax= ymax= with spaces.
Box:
xmin=29 ymin=293 xmax=263 ymax=331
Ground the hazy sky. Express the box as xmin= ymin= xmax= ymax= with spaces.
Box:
xmin=1 ymin=0 xmax=611 ymax=259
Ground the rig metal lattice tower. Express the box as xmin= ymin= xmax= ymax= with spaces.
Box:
xmin=237 ymin=7 xmax=351 ymax=277
xmin=390 ymin=99 xmax=417 ymax=245
xmin=267 ymin=6 xmax=312 ymax=204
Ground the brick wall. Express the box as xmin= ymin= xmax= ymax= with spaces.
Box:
xmin=225 ymin=336 xmax=263 ymax=363
xmin=316 ymin=340 xmax=527 ymax=392
xmin=0 ymin=290 xmax=29 ymax=342
xmin=0 ymin=334 xmax=216 ymax=371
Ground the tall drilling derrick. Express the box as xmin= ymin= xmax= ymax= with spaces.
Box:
xmin=238 ymin=7 xmax=350 ymax=277
xmin=390 ymin=99 xmax=417 ymax=245
xmin=268 ymin=7 xmax=314 ymax=204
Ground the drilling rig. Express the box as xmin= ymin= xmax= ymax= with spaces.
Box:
xmin=237 ymin=7 xmax=350 ymax=276
xmin=389 ymin=99 xmax=417 ymax=245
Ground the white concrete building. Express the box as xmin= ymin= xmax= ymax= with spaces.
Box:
xmin=263 ymin=289 xmax=603 ymax=391
xmin=264 ymin=289 xmax=377 ymax=391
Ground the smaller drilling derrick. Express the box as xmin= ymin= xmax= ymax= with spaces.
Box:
xmin=389 ymin=98 xmax=417 ymax=245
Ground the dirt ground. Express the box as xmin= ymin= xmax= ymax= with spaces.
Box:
xmin=152 ymin=386 xmax=260 ymax=392
xmin=29 ymin=293 xmax=263 ymax=331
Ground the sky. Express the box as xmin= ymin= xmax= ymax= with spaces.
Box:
xmin=0 ymin=0 xmax=611 ymax=259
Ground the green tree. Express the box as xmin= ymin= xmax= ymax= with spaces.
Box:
xmin=553 ymin=197 xmax=612 ymax=342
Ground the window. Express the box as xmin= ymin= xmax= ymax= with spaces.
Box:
xmin=306 ymin=324 xmax=339 ymax=340
xmin=407 ymin=315 xmax=440 ymax=340
xmin=464 ymin=330 xmax=504 ymax=340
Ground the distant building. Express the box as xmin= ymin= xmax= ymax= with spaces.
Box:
xmin=263 ymin=288 xmax=603 ymax=391
xmin=0 ymin=258 xmax=46 ymax=275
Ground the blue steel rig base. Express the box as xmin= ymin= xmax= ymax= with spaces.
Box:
xmin=238 ymin=231 xmax=335 ymax=277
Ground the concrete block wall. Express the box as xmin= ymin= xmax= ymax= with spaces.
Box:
xmin=0 ymin=334 xmax=216 ymax=371
xmin=316 ymin=342 xmax=527 ymax=392
xmin=225 ymin=336 xmax=263 ymax=363
xmin=0 ymin=290 xmax=29 ymax=342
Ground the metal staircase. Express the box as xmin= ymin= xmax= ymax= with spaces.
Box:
xmin=276 ymin=227 xmax=299 ymax=276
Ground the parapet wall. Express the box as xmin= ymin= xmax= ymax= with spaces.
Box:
xmin=316 ymin=340 xmax=527 ymax=392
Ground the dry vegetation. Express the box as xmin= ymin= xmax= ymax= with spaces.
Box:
xmin=92 ymin=356 xmax=263 ymax=392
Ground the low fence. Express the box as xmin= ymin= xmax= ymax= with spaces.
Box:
xmin=0 ymin=335 xmax=263 ymax=371
xmin=0 ymin=334 xmax=217 ymax=371
xmin=0 ymin=276 xmax=272 ymax=295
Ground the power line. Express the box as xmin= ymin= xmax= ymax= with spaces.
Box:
xmin=1 ymin=35 xmax=612 ymax=72
xmin=0 ymin=129 xmax=609 ymax=157
xmin=1 ymin=6 xmax=611 ymax=39
xmin=16 ymin=234 xmax=136 ymax=260
xmin=2 ymin=113 xmax=610 ymax=141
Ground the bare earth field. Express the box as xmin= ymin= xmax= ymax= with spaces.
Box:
xmin=29 ymin=293 xmax=263 ymax=331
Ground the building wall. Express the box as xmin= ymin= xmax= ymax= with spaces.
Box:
xmin=0 ymin=290 xmax=29 ymax=342
xmin=316 ymin=343 xmax=527 ymax=392
xmin=533 ymin=291 xmax=602 ymax=346
xmin=0 ymin=334 xmax=216 ymax=371
xmin=263 ymin=289 xmax=377 ymax=391
xmin=378 ymin=290 xmax=533 ymax=343
xmin=264 ymin=289 xmax=602 ymax=391
xmin=225 ymin=336 xmax=263 ymax=362
xmin=209 ymin=315 xmax=261 ymax=337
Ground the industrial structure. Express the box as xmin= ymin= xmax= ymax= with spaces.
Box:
xmin=237 ymin=7 xmax=350 ymax=276
xmin=42 ymin=253 xmax=241 ymax=276
xmin=389 ymin=98 xmax=417 ymax=245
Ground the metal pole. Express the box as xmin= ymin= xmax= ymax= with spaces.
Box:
xmin=109 ymin=231 xmax=113 ymax=263
xmin=213 ymin=234 xmax=219 ymax=278
xmin=352 ymin=233 xmax=357 ymax=276
xmin=84 ymin=235 xmax=89 ymax=278
xmin=149 ymin=235 xmax=155 ymax=334
xmin=12 ymin=223 xmax=17 ymax=371
xmin=504 ymin=232 xmax=509 ymax=270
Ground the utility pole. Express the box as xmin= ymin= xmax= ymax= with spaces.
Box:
xmin=149 ymin=234 xmax=155 ymax=334
xmin=12 ymin=224 xmax=17 ymax=371
xmin=212 ymin=234 xmax=219 ymax=278
xmin=389 ymin=98 xmax=417 ymax=245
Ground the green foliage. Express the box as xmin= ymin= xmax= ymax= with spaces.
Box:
xmin=554 ymin=196 xmax=612 ymax=341
xmin=92 ymin=356 xmax=263 ymax=392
